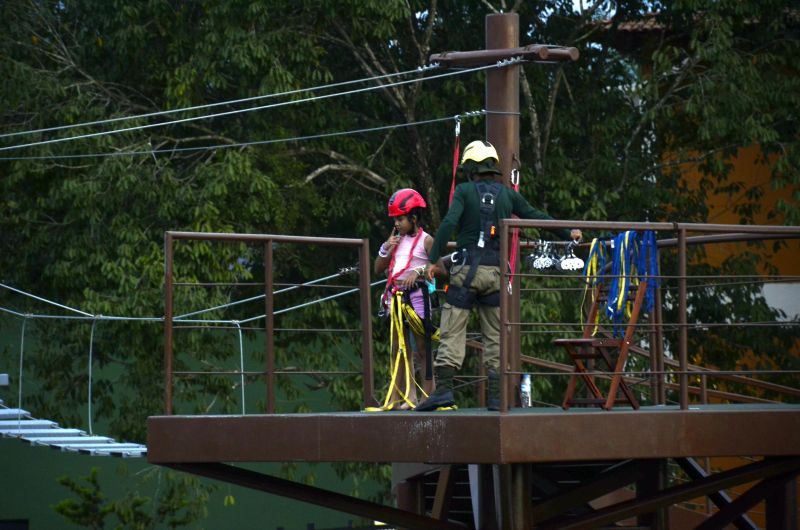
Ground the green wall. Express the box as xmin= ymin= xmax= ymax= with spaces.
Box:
xmin=0 ymin=437 xmax=369 ymax=529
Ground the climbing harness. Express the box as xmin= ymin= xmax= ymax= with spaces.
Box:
xmin=371 ymin=221 xmax=440 ymax=411
xmin=379 ymin=229 xmax=424 ymax=316
xmin=581 ymin=238 xmax=608 ymax=336
xmin=365 ymin=288 xmax=438 ymax=412
xmin=578 ymin=231 xmax=659 ymax=337
xmin=445 ymin=180 xmax=503 ymax=310
xmin=606 ymin=230 xmax=640 ymax=334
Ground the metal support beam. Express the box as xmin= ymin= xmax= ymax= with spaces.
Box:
xmin=477 ymin=464 xmax=499 ymax=530
xmin=675 ymin=457 xmax=758 ymax=530
xmin=532 ymin=460 xmax=645 ymax=523
xmin=511 ymin=463 xmax=532 ymax=530
xmin=538 ymin=457 xmax=800 ymax=530
xmin=432 ymin=465 xmax=456 ymax=521
xmin=636 ymin=459 xmax=669 ymax=530
xmin=495 ymin=464 xmax=513 ymax=530
xmin=695 ymin=469 xmax=800 ymax=530
xmin=167 ymin=463 xmax=468 ymax=530
xmin=766 ymin=471 xmax=798 ymax=530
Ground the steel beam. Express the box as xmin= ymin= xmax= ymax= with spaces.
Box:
xmin=675 ymin=457 xmax=758 ymax=530
xmin=694 ymin=468 xmax=800 ymax=530
xmin=167 ymin=462 xmax=468 ymax=530
xmin=537 ymin=457 xmax=800 ymax=530
xmin=766 ymin=470 xmax=798 ymax=530
xmin=432 ymin=465 xmax=456 ymax=521
xmin=531 ymin=460 xmax=645 ymax=523
xmin=148 ymin=406 xmax=800 ymax=464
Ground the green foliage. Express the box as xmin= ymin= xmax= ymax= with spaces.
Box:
xmin=1 ymin=0 xmax=798 ymax=519
xmin=53 ymin=467 xmax=213 ymax=530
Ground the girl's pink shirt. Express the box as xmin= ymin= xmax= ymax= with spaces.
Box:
xmin=390 ymin=229 xmax=429 ymax=283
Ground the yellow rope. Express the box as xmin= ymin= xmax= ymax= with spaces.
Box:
xmin=365 ymin=291 xmax=428 ymax=411
xmin=583 ymin=238 xmax=604 ymax=336
xmin=402 ymin=302 xmax=440 ymax=342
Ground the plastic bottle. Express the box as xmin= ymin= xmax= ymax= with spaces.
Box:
xmin=520 ymin=373 xmax=532 ymax=407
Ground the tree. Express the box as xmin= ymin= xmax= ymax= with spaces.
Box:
xmin=1 ymin=0 xmax=798 ymax=519
xmin=53 ymin=467 xmax=212 ymax=530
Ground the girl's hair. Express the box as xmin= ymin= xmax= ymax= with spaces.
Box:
xmin=407 ymin=207 xmax=425 ymax=227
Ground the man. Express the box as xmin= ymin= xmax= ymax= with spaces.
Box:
xmin=417 ymin=140 xmax=581 ymax=411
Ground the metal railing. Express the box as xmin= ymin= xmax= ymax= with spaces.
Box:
xmin=161 ymin=222 xmax=799 ymax=416
xmin=163 ymin=231 xmax=375 ymax=415
xmin=498 ymin=220 xmax=800 ymax=413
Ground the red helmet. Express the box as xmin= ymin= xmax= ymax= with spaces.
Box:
xmin=387 ymin=188 xmax=426 ymax=217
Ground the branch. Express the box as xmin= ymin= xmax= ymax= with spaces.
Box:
xmin=541 ymin=66 xmax=564 ymax=161
xmin=480 ymin=1 xmax=499 ymax=14
xmin=329 ymin=20 xmax=405 ymax=110
xmin=616 ymin=54 xmax=700 ymax=194
xmin=304 ymin=163 xmax=387 ymax=186
xmin=519 ymin=66 xmax=543 ymax=178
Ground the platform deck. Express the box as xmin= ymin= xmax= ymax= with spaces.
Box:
xmin=147 ymin=403 xmax=800 ymax=465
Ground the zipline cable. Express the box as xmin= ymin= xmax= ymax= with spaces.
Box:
xmin=0 ymin=59 xmax=522 ymax=153
xmin=0 ymin=276 xmax=388 ymax=326
xmin=0 ymin=282 xmax=92 ymax=316
xmin=0 ymin=111 xmax=490 ymax=161
xmin=0 ymin=65 xmax=441 ymax=140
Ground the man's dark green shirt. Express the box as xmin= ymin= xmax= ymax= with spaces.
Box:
xmin=428 ymin=178 xmax=570 ymax=263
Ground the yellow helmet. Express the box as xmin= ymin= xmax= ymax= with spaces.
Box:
xmin=460 ymin=140 xmax=502 ymax=176
xmin=461 ymin=140 xmax=499 ymax=165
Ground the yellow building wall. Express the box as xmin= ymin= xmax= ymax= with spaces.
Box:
xmin=679 ymin=145 xmax=800 ymax=276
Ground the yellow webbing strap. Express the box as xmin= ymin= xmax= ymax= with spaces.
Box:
xmin=582 ymin=238 xmax=604 ymax=336
xmin=615 ymin=231 xmax=640 ymax=320
xmin=626 ymin=234 xmax=641 ymax=319
xmin=401 ymin=302 xmax=440 ymax=342
xmin=365 ymin=291 xmax=427 ymax=411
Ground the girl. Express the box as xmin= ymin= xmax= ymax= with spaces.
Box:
xmin=372 ymin=188 xmax=438 ymax=410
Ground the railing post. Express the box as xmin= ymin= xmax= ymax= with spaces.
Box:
xmin=654 ymin=285 xmax=666 ymax=405
xmin=678 ymin=227 xmax=689 ymax=410
xmin=700 ymin=374 xmax=708 ymax=404
xmin=164 ymin=232 xmax=174 ymax=415
xmin=359 ymin=239 xmax=375 ymax=408
xmin=499 ymin=220 xmax=510 ymax=412
xmin=265 ymin=241 xmax=275 ymax=414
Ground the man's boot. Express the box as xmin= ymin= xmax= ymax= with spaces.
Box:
xmin=487 ymin=371 xmax=500 ymax=411
xmin=415 ymin=367 xmax=455 ymax=411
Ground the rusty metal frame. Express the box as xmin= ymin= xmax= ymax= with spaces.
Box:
xmin=531 ymin=459 xmax=647 ymax=522
xmin=166 ymin=462 xmax=468 ymax=530
xmin=675 ymin=457 xmax=758 ymax=530
xmin=432 ymin=464 xmax=457 ymax=521
xmin=498 ymin=219 xmax=800 ymax=413
xmin=163 ymin=231 xmax=374 ymax=415
xmin=536 ymin=457 xmax=800 ymax=530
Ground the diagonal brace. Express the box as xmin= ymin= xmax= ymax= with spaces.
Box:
xmin=166 ymin=462 xmax=467 ymax=530
xmin=675 ymin=457 xmax=758 ymax=530
xmin=538 ymin=457 xmax=800 ymax=530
